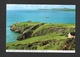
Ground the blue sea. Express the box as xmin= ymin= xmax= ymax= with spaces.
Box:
xmin=6 ymin=10 xmax=75 ymax=43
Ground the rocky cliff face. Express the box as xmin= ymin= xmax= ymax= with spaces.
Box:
xmin=31 ymin=27 xmax=75 ymax=37
xmin=7 ymin=22 xmax=75 ymax=50
xmin=10 ymin=22 xmax=75 ymax=40
xmin=10 ymin=23 xmax=45 ymax=40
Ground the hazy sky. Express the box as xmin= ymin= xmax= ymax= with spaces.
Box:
xmin=6 ymin=4 xmax=75 ymax=10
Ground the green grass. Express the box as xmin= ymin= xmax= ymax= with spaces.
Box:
xmin=33 ymin=38 xmax=67 ymax=50
xmin=15 ymin=22 xmax=75 ymax=28
xmin=16 ymin=22 xmax=41 ymax=27
xmin=35 ymin=23 xmax=75 ymax=32
xmin=47 ymin=23 xmax=75 ymax=28
xmin=7 ymin=22 xmax=75 ymax=50
xmin=32 ymin=23 xmax=75 ymax=36
xmin=6 ymin=32 xmax=67 ymax=46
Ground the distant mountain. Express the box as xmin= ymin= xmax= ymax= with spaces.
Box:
xmin=56 ymin=8 xmax=75 ymax=11
xmin=38 ymin=8 xmax=75 ymax=11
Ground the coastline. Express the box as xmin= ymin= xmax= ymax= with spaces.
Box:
xmin=6 ymin=22 xmax=75 ymax=50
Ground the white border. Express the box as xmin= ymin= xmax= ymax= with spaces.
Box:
xmin=6 ymin=50 xmax=75 ymax=53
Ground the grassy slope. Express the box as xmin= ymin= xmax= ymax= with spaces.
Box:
xmin=7 ymin=33 xmax=66 ymax=44
xmin=6 ymin=22 xmax=75 ymax=50
xmin=15 ymin=22 xmax=42 ymax=29
xmin=32 ymin=23 xmax=75 ymax=37
xmin=16 ymin=22 xmax=40 ymax=26
xmin=33 ymin=23 xmax=75 ymax=33
xmin=6 ymin=32 xmax=67 ymax=50
xmin=16 ymin=22 xmax=75 ymax=28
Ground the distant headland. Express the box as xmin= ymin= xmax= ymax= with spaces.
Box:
xmin=38 ymin=8 xmax=75 ymax=11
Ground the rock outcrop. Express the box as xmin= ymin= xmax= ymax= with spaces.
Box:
xmin=10 ymin=22 xmax=75 ymax=41
xmin=10 ymin=23 xmax=45 ymax=40
xmin=7 ymin=22 xmax=75 ymax=50
xmin=31 ymin=27 xmax=75 ymax=37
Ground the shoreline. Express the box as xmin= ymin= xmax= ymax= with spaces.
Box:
xmin=6 ymin=22 xmax=75 ymax=43
xmin=6 ymin=22 xmax=75 ymax=50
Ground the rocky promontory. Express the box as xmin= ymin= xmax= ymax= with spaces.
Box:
xmin=6 ymin=22 xmax=75 ymax=50
xmin=10 ymin=22 xmax=75 ymax=40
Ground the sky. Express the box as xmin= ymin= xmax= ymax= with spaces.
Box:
xmin=6 ymin=4 xmax=75 ymax=10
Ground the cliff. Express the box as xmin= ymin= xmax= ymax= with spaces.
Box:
xmin=6 ymin=22 xmax=75 ymax=50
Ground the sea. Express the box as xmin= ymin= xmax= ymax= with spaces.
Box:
xmin=6 ymin=10 xmax=75 ymax=43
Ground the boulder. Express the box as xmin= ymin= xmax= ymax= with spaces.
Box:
xmin=17 ymin=34 xmax=25 ymax=40
xmin=14 ymin=30 xmax=20 ymax=33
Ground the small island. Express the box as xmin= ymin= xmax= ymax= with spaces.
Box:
xmin=6 ymin=21 xmax=75 ymax=50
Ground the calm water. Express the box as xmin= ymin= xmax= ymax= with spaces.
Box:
xmin=6 ymin=10 xmax=75 ymax=43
